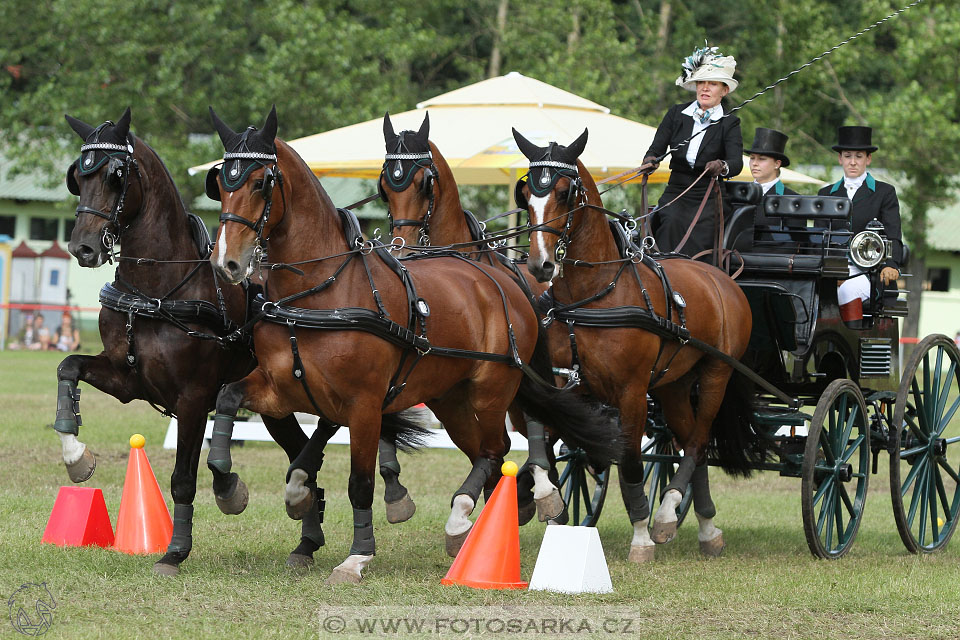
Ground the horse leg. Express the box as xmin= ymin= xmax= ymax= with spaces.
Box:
xmin=206 ymin=379 xmax=250 ymax=515
xmin=379 ymin=438 xmax=416 ymax=524
xmin=283 ymin=417 xmax=338 ymax=521
xmin=54 ymin=353 xmax=138 ymax=482
xmin=327 ymin=406 xmax=382 ymax=585
xmin=619 ymin=453 xmax=655 ymax=563
xmin=691 ymin=463 xmax=725 ymax=557
xmin=263 ymin=413 xmax=331 ymax=569
xmin=154 ymin=397 xmax=208 ymax=576
xmin=522 ymin=415 xmax=564 ymax=522
xmin=509 ymin=409 xmax=537 ymax=526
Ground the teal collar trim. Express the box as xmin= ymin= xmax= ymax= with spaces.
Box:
xmin=865 ymin=172 xmax=876 ymax=191
xmin=774 ymin=181 xmax=785 ymax=196
xmin=829 ymin=178 xmax=842 ymax=194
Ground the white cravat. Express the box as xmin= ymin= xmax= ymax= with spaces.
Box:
xmin=681 ymin=101 xmax=724 ymax=168
xmin=843 ymin=173 xmax=866 ymax=200
xmin=757 ymin=177 xmax=779 ymax=195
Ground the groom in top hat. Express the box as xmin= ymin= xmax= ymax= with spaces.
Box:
xmin=818 ymin=125 xmax=903 ymax=326
xmin=748 ymin=127 xmax=797 ymax=196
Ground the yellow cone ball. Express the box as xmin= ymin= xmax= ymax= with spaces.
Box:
xmin=501 ymin=461 xmax=518 ymax=477
xmin=129 ymin=434 xmax=146 ymax=449
xmin=938 ymin=517 xmax=945 ymax=527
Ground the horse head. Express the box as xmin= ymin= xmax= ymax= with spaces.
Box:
xmin=207 ymin=105 xmax=283 ymax=284
xmin=512 ymin=127 xmax=589 ymax=283
xmin=64 ymin=107 xmax=143 ymax=267
xmin=379 ymin=112 xmax=441 ymax=248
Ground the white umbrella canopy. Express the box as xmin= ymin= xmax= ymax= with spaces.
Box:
xmin=191 ymin=72 xmax=822 ymax=188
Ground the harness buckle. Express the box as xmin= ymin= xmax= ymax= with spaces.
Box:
xmin=389 ymin=236 xmax=406 ymax=252
xmin=541 ymin=308 xmax=555 ymax=328
xmin=360 ymin=239 xmax=375 ymax=255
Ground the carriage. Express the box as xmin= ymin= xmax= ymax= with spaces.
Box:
xmin=555 ymin=182 xmax=960 ymax=559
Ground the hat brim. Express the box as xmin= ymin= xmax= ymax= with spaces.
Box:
xmin=832 ymin=144 xmax=878 ymax=153
xmin=680 ymin=77 xmax=738 ymax=92
xmin=745 ymin=149 xmax=790 ymax=167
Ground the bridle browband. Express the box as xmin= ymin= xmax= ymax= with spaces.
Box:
xmin=520 ymin=156 xmax=584 ymax=271
xmin=381 ymin=143 xmax=437 ymax=246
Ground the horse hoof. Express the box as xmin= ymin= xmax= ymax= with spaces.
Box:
xmin=535 ymin=488 xmax=565 ymax=522
xmin=215 ymin=476 xmax=249 ymax=515
xmin=628 ymin=545 xmax=655 ymax=564
xmin=153 ymin=562 xmax=180 ymax=577
xmin=518 ymin=500 xmax=536 ymax=526
xmin=285 ymin=488 xmax=314 ymax=521
xmin=385 ymin=492 xmax=416 ymax=524
xmin=445 ymin=528 xmax=471 ymax=558
xmin=326 ymin=567 xmax=361 ymax=585
xmin=699 ymin=533 xmax=725 ymax=557
xmin=65 ymin=448 xmax=96 ymax=483
xmin=650 ymin=520 xmax=677 ymax=544
xmin=286 ymin=553 xmax=314 ymax=571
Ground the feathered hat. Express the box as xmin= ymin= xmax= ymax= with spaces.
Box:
xmin=675 ymin=44 xmax=738 ymax=93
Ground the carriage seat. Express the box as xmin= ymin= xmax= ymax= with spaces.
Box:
xmin=726 ymin=181 xmax=763 ymax=205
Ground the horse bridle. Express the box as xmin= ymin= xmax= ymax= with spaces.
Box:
xmin=380 ymin=140 xmax=436 ymax=246
xmin=70 ymin=126 xmax=142 ymax=253
xmin=521 ymin=158 xmax=585 ymax=266
xmin=214 ymin=150 xmax=284 ymax=270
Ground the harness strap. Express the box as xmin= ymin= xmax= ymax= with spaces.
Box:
xmin=287 ymin=322 xmax=326 ymax=416
xmin=673 ymin=177 xmax=718 ymax=255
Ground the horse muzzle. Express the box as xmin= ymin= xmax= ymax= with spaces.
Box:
xmin=527 ymin=254 xmax=557 ymax=284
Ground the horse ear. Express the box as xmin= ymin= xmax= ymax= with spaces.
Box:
xmin=566 ymin=128 xmax=588 ymax=159
xmin=114 ymin=107 xmax=132 ymax=140
xmin=417 ymin=112 xmax=430 ymax=142
xmin=261 ymin=104 xmax=278 ymax=146
xmin=64 ymin=114 xmax=96 ymax=141
xmin=383 ymin=112 xmax=396 ymax=142
xmin=512 ymin=128 xmax=543 ymax=160
xmin=209 ymin=106 xmax=237 ymax=147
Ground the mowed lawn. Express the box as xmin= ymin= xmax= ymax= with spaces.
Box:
xmin=1 ymin=350 xmax=958 ymax=639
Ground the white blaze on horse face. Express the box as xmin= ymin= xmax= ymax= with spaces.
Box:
xmin=528 ymin=194 xmax=557 ymax=282
xmin=216 ymin=192 xmax=232 ymax=270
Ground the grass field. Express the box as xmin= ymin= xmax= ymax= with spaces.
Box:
xmin=1 ymin=350 xmax=959 ymax=639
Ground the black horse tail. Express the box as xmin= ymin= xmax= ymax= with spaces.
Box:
xmin=381 ymin=410 xmax=432 ymax=453
xmin=707 ymin=369 xmax=774 ymax=477
xmin=515 ymin=330 xmax=622 ymax=468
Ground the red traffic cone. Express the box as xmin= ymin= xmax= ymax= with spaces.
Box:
xmin=441 ymin=461 xmax=528 ymax=589
xmin=112 ymin=434 xmax=172 ymax=554
xmin=42 ymin=486 xmax=115 ymax=548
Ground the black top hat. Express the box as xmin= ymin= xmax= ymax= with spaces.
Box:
xmin=746 ymin=127 xmax=790 ymax=167
xmin=832 ymin=126 xmax=878 ymax=153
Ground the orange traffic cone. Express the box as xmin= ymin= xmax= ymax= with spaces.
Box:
xmin=42 ymin=486 xmax=115 ymax=548
xmin=441 ymin=461 xmax=528 ymax=589
xmin=112 ymin=434 xmax=172 ymax=554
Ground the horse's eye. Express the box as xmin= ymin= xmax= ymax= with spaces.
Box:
xmin=556 ymin=189 xmax=569 ymax=202
xmin=253 ymin=179 xmax=264 ymax=191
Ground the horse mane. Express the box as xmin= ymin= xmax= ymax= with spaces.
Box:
xmin=132 ymin=134 xmax=190 ymax=217
xmin=428 ymin=141 xmax=463 ymax=213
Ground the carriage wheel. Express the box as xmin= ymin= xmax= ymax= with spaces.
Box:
xmin=890 ymin=334 xmax=960 ymax=553
xmin=641 ymin=431 xmax=692 ymax=532
xmin=801 ymin=379 xmax=870 ymax=559
xmin=555 ymin=444 xmax=608 ymax=526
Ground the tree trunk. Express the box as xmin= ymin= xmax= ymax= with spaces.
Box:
xmin=567 ymin=9 xmax=581 ymax=55
xmin=774 ymin=11 xmax=785 ymax=129
xmin=655 ymin=2 xmax=672 ymax=56
xmin=487 ymin=0 xmax=509 ymax=79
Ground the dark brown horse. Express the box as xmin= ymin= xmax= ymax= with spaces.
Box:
xmin=514 ymin=128 xmax=761 ymax=561
xmin=379 ymin=113 xmax=571 ymax=523
xmin=59 ymin=108 xmax=325 ymax=575
xmin=204 ymin=106 xmax=619 ymax=583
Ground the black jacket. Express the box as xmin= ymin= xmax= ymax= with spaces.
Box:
xmin=645 ymin=102 xmax=744 ymax=184
xmin=818 ymin=174 xmax=903 ymax=269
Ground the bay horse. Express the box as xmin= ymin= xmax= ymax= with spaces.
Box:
xmin=513 ymin=128 xmax=764 ymax=561
xmin=204 ymin=106 xmax=620 ymax=584
xmin=378 ymin=112 xmax=569 ymax=524
xmin=59 ymin=108 xmax=326 ymax=575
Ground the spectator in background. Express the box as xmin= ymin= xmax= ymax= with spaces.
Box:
xmin=29 ymin=314 xmax=50 ymax=351
xmin=954 ymin=331 xmax=960 ymax=348
xmin=9 ymin=312 xmax=34 ymax=350
xmin=51 ymin=313 xmax=81 ymax=352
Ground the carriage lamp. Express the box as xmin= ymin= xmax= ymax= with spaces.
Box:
xmin=849 ymin=220 xmax=891 ymax=269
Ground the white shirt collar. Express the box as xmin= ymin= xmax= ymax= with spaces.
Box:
xmin=843 ymin=173 xmax=867 ymax=191
xmin=756 ymin=177 xmax=779 ymax=195
xmin=681 ymin=101 xmax=724 ymax=122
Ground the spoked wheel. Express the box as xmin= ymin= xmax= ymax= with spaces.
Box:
xmin=801 ymin=379 xmax=870 ymax=559
xmin=641 ymin=429 xmax=692 ymax=532
xmin=890 ymin=334 xmax=960 ymax=553
xmin=555 ymin=444 xmax=608 ymax=526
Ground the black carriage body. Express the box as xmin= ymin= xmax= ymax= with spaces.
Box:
xmin=724 ymin=186 xmax=906 ymax=404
